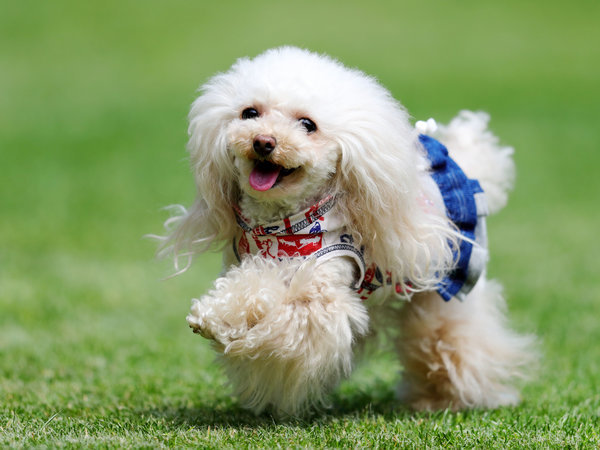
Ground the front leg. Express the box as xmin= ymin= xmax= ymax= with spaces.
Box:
xmin=186 ymin=255 xmax=368 ymax=417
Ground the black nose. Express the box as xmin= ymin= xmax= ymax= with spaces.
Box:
xmin=253 ymin=135 xmax=277 ymax=157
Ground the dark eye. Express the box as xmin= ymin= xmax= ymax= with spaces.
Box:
xmin=299 ymin=117 xmax=317 ymax=133
xmin=241 ymin=108 xmax=260 ymax=120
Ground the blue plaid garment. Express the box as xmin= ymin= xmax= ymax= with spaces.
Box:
xmin=419 ymin=134 xmax=489 ymax=301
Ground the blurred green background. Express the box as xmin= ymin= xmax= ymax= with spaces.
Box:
xmin=1 ymin=0 xmax=599 ymax=446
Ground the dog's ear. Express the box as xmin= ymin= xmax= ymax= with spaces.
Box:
xmin=332 ymin=101 xmax=457 ymax=294
xmin=157 ymin=82 xmax=239 ymax=272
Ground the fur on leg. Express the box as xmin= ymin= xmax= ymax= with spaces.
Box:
xmin=395 ymin=278 xmax=536 ymax=411
xmin=187 ymin=256 xmax=369 ymax=416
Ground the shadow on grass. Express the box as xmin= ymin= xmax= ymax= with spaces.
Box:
xmin=141 ymin=378 xmax=415 ymax=430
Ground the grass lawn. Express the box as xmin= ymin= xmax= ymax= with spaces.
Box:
xmin=1 ymin=0 xmax=599 ymax=447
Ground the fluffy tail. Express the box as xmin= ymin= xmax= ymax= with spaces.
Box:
xmin=433 ymin=111 xmax=515 ymax=215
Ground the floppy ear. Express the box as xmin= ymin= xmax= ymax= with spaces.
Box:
xmin=332 ymin=98 xmax=457 ymax=293
xmin=157 ymin=76 xmax=240 ymax=273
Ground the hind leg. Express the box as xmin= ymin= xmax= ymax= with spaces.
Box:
xmin=395 ymin=278 xmax=535 ymax=411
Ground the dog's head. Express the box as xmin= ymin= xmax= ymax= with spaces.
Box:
xmin=187 ymin=46 xmax=419 ymax=220
xmin=187 ymin=46 xmax=417 ymax=207
xmin=166 ymin=47 xmax=456 ymax=289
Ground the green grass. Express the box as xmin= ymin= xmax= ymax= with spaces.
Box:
xmin=1 ymin=0 xmax=599 ymax=447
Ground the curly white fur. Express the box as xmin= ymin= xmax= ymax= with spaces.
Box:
xmin=156 ymin=46 xmax=535 ymax=417
xmin=187 ymin=256 xmax=368 ymax=416
xmin=395 ymin=280 xmax=535 ymax=411
xmin=434 ymin=110 xmax=516 ymax=214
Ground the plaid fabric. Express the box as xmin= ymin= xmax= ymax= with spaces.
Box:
xmin=419 ymin=134 xmax=489 ymax=301
xmin=232 ymin=135 xmax=488 ymax=302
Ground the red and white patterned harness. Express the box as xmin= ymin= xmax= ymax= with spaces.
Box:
xmin=232 ymin=195 xmax=410 ymax=301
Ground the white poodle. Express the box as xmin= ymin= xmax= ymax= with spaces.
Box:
xmin=156 ymin=46 xmax=534 ymax=417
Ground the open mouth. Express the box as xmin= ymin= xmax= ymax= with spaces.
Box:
xmin=248 ymin=160 xmax=298 ymax=191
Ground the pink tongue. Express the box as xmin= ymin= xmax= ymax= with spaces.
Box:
xmin=249 ymin=162 xmax=282 ymax=191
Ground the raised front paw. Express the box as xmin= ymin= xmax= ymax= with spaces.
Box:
xmin=186 ymin=293 xmax=265 ymax=347
xmin=185 ymin=256 xmax=291 ymax=349
xmin=186 ymin=297 xmax=216 ymax=340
